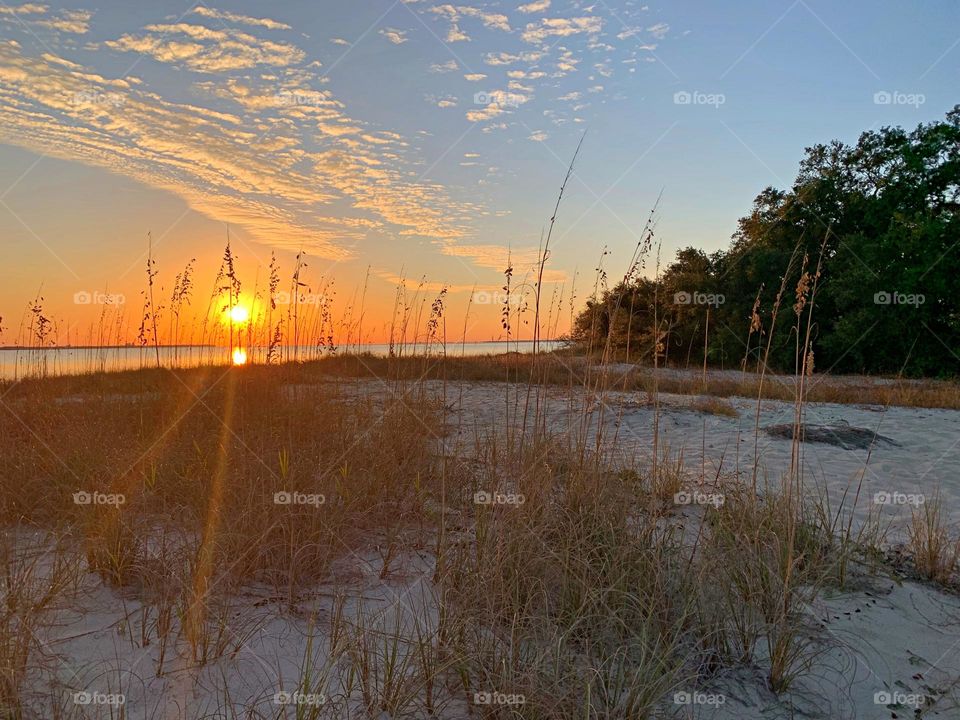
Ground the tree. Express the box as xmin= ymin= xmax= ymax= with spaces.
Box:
xmin=571 ymin=106 xmax=960 ymax=377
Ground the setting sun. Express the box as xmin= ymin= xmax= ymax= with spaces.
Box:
xmin=229 ymin=305 xmax=250 ymax=324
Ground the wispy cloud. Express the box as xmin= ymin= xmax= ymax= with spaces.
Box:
xmin=440 ymin=243 xmax=567 ymax=284
xmin=191 ymin=7 xmax=291 ymax=31
xmin=430 ymin=59 xmax=458 ymax=72
xmin=0 ymin=4 xmax=48 ymax=16
xmin=105 ymin=23 xmax=305 ymax=72
xmin=521 ymin=16 xmax=602 ymax=45
xmin=483 ymin=50 xmax=543 ymax=66
xmin=0 ymin=0 xmax=674 ymax=278
xmin=379 ymin=27 xmax=408 ymax=44
xmin=518 ymin=0 xmax=551 ymax=13
xmin=0 ymin=4 xmax=92 ymax=34
xmin=429 ymin=4 xmax=511 ymax=42
xmin=647 ymin=22 xmax=669 ymax=39
xmin=0 ymin=37 xmax=473 ymax=258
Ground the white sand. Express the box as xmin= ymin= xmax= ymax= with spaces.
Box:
xmin=428 ymin=379 xmax=960 ymax=540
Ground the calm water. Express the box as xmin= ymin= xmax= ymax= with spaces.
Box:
xmin=0 ymin=341 xmax=563 ymax=380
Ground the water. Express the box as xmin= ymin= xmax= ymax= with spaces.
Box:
xmin=0 ymin=341 xmax=564 ymax=380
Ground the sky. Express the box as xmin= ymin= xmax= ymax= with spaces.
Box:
xmin=0 ymin=0 xmax=957 ymax=345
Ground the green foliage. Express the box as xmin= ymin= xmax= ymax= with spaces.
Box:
xmin=573 ymin=106 xmax=960 ymax=376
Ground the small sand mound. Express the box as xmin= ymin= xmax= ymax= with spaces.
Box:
xmin=764 ymin=422 xmax=900 ymax=450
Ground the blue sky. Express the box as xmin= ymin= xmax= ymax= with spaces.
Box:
xmin=0 ymin=0 xmax=956 ymax=341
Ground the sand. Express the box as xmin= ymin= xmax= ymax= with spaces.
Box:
xmin=13 ymin=374 xmax=960 ymax=718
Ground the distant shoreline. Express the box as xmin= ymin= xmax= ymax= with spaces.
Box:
xmin=0 ymin=345 xmax=216 ymax=350
xmin=0 ymin=340 xmax=560 ymax=351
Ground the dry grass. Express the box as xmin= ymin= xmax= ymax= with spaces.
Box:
xmin=909 ymin=494 xmax=960 ymax=584
xmin=689 ymin=396 xmax=739 ymax=417
xmin=0 ymin=356 xmax=885 ymax=717
xmin=7 ymin=349 xmax=958 ymax=411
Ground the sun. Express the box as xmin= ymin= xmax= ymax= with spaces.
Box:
xmin=232 ymin=347 xmax=248 ymax=366
xmin=229 ymin=305 xmax=250 ymax=324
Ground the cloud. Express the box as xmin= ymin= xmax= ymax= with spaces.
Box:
xmin=483 ymin=50 xmax=543 ymax=66
xmin=528 ymin=130 xmax=548 ymax=141
xmin=35 ymin=9 xmax=91 ymax=33
xmin=429 ymin=4 xmax=511 ymax=42
xmin=463 ymin=73 xmax=486 ymax=81
xmin=371 ymin=270 xmax=477 ymax=295
xmin=0 ymin=4 xmax=47 ymax=15
xmin=0 ymin=42 xmax=473 ymax=259
xmin=430 ymin=59 xmax=458 ymax=73
xmin=647 ymin=22 xmax=669 ymax=39
xmin=440 ymin=244 xmax=566 ymax=284
xmin=507 ymin=69 xmax=546 ymax=79
xmin=521 ymin=16 xmax=602 ymax=44
xmin=553 ymin=48 xmax=580 ymax=75
xmin=442 ymin=243 xmax=539 ymax=271
xmin=191 ymin=7 xmax=291 ymax=31
xmin=105 ymin=23 xmax=305 ymax=72
xmin=465 ymin=103 xmax=504 ymax=123
xmin=518 ymin=0 xmax=551 ymax=13
xmin=379 ymin=27 xmax=408 ymax=44
xmin=0 ymin=5 xmax=92 ymax=34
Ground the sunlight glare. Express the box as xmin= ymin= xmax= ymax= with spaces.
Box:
xmin=232 ymin=348 xmax=248 ymax=366
xmin=229 ymin=305 xmax=250 ymax=324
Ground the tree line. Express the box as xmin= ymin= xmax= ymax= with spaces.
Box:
xmin=571 ymin=106 xmax=959 ymax=377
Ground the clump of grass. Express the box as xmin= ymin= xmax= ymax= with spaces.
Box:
xmin=701 ymin=482 xmax=825 ymax=693
xmin=909 ymin=493 xmax=960 ymax=584
xmin=0 ymin=530 xmax=81 ymax=714
xmin=690 ymin=396 xmax=739 ymax=417
xmin=436 ymin=437 xmax=697 ymax=718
